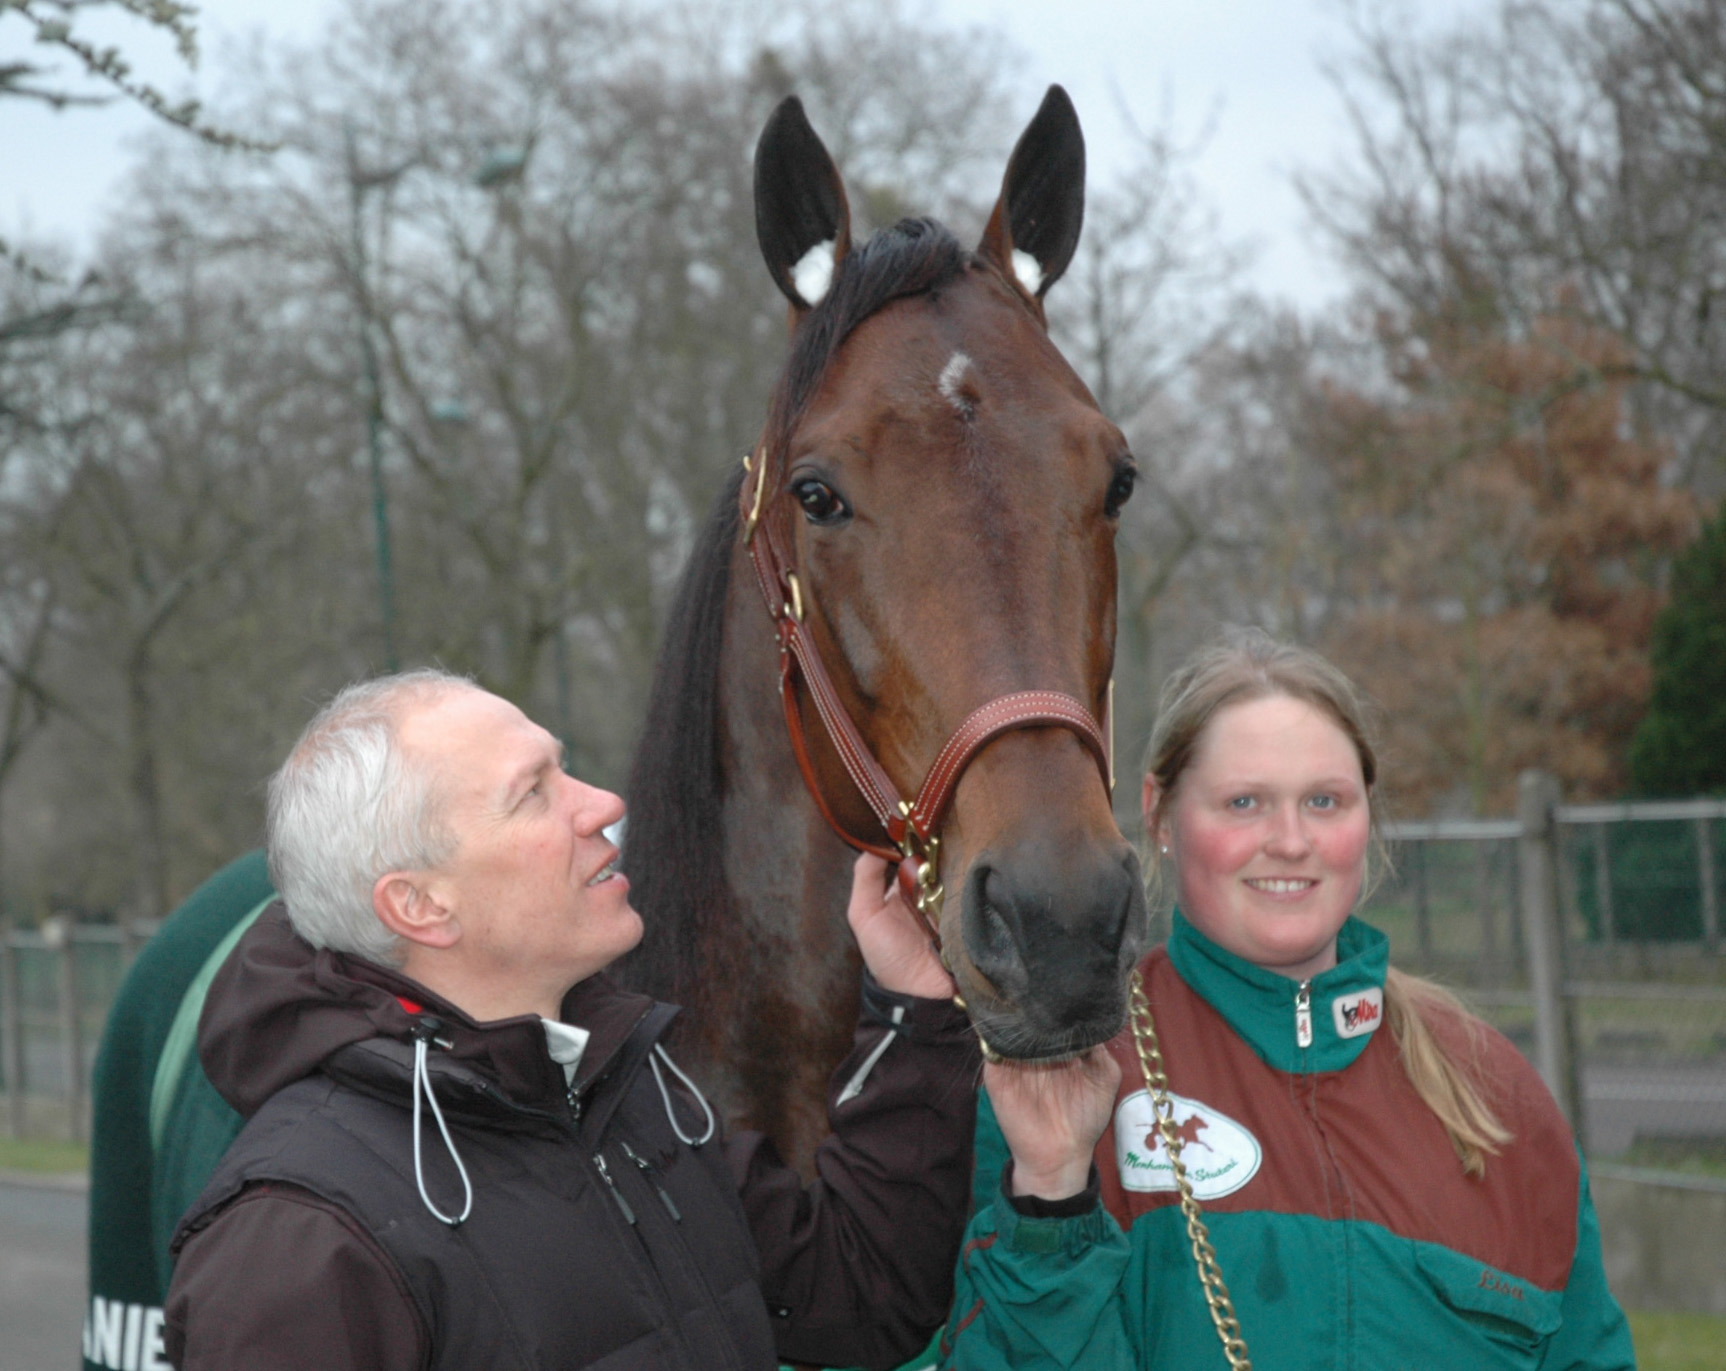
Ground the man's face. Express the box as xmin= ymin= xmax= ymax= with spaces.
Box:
xmin=400 ymin=687 xmax=642 ymax=1017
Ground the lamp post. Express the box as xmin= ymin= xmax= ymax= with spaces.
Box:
xmin=344 ymin=123 xmax=417 ymax=672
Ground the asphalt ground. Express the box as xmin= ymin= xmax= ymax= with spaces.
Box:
xmin=0 ymin=1179 xmax=84 ymax=1371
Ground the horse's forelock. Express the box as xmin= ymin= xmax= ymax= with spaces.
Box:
xmin=766 ymin=217 xmax=969 ymax=467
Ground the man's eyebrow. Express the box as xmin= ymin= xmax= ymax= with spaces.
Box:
xmin=503 ymin=745 xmax=559 ymax=803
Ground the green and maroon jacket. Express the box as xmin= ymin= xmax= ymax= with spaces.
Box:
xmin=940 ymin=913 xmax=1634 ymax=1371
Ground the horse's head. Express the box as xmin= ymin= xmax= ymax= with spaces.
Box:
xmin=748 ymin=88 xmax=1148 ymax=1060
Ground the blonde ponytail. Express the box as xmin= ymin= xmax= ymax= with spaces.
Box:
xmin=1384 ymin=968 xmax=1513 ymax=1178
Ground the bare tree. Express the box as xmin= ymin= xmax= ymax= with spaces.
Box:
xmin=1304 ymin=0 xmax=1726 ymax=495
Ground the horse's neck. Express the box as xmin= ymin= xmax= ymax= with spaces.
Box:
xmin=709 ymin=545 xmax=862 ymax=1172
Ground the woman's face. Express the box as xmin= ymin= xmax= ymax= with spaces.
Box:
xmin=1148 ymin=694 xmax=1371 ymax=981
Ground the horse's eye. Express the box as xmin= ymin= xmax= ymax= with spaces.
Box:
xmin=793 ymin=478 xmax=850 ymax=525
xmin=1105 ymin=465 xmax=1137 ymax=518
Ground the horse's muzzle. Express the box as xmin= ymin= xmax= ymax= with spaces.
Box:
xmin=954 ymin=843 xmax=1148 ymax=1060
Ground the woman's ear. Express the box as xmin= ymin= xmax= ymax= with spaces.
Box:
xmin=1142 ymin=774 xmax=1174 ymax=857
xmin=373 ymin=872 xmax=461 ymax=950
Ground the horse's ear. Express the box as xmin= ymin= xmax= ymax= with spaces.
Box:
xmin=755 ymin=95 xmax=852 ymax=312
xmin=978 ymin=85 xmax=1085 ymax=301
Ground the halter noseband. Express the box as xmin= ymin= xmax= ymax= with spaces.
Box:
xmin=739 ymin=448 xmax=1113 ymax=952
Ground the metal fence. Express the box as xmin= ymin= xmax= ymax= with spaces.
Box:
xmin=5 ymin=781 xmax=1726 ymax=1159
xmin=1366 ymin=785 xmax=1726 ymax=1163
xmin=0 ymin=919 xmax=145 ymax=1141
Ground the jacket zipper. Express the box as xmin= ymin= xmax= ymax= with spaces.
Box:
xmin=619 ymin=1138 xmax=682 ymax=1221
xmin=593 ymin=1142 xmax=722 ymax=1369
xmin=1295 ymin=980 xmax=1313 ymax=1049
xmin=592 ymin=1151 xmax=637 ymax=1225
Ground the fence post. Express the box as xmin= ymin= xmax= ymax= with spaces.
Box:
xmin=1517 ymin=770 xmax=1583 ymax=1138
xmin=1698 ymin=817 xmax=1720 ymax=951
xmin=0 ymin=921 xmax=22 ymax=1139
xmin=1593 ymin=828 xmax=1616 ymax=944
xmin=46 ymin=917 xmax=82 ymax=1142
xmin=1413 ymin=841 xmax=1432 ymax=959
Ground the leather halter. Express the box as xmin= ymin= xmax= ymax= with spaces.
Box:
xmin=739 ymin=447 xmax=1113 ymax=951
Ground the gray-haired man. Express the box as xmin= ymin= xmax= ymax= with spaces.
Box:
xmin=165 ymin=670 xmax=978 ymax=1370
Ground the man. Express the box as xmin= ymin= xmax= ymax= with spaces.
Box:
xmin=164 ymin=670 xmax=978 ymax=1370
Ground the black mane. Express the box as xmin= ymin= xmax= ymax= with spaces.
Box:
xmin=618 ymin=218 xmax=969 ymax=1006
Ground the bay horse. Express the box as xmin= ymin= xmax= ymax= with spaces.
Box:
xmin=620 ymin=87 xmax=1150 ymax=1170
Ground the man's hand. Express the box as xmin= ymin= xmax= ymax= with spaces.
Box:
xmin=984 ymin=1046 xmax=1121 ymax=1201
xmin=846 ymin=853 xmax=956 ymax=1000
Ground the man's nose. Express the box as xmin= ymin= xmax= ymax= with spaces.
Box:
xmin=569 ymin=779 xmax=625 ymax=830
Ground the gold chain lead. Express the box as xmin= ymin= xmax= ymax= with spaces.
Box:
xmin=1128 ymin=969 xmax=1253 ymax=1370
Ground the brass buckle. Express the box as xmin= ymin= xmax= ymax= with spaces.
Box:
xmin=742 ymin=449 xmax=767 ymax=545
xmin=895 ymin=802 xmax=944 ymax=923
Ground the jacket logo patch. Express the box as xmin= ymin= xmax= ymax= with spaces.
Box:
xmin=1331 ymin=987 xmax=1383 ymax=1039
xmin=1114 ymin=1090 xmax=1261 ymax=1199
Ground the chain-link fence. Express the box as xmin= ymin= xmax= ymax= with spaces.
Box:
xmin=1 ymin=921 xmax=140 ymax=1141
xmin=1366 ymin=793 xmax=1726 ymax=1165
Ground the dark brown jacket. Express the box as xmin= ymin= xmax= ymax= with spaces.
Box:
xmin=165 ymin=905 xmax=978 ymax=1370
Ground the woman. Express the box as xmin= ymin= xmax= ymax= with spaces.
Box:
xmin=943 ymin=631 xmax=1633 ymax=1371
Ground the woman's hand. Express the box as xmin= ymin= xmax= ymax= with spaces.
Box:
xmin=985 ymin=1046 xmax=1121 ymax=1201
xmin=846 ymin=852 xmax=956 ymax=1000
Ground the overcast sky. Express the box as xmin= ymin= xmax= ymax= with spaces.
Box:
xmin=2 ymin=0 xmax=1493 ymax=311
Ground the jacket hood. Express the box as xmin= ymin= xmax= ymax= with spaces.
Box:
xmin=199 ymin=901 xmax=659 ymax=1119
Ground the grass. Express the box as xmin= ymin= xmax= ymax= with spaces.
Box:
xmin=1612 ymin=1138 xmax=1726 ymax=1181
xmin=1629 ymin=1309 xmax=1726 ymax=1371
xmin=0 ymin=1135 xmax=88 ymax=1174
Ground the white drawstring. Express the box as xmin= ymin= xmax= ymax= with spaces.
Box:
xmin=412 ymin=1035 xmax=473 ymax=1226
xmin=650 ymin=1044 xmax=716 ymax=1146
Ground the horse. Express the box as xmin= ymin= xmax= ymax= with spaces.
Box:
xmin=620 ymin=86 xmax=1150 ymax=1171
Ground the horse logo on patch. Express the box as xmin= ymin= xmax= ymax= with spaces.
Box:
xmin=1331 ymin=986 xmax=1384 ymax=1039
xmin=1114 ymin=1090 xmax=1261 ymax=1199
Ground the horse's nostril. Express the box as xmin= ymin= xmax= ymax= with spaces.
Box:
xmin=978 ymin=896 xmax=1014 ymax=965
xmin=966 ymin=866 xmax=1024 ymax=985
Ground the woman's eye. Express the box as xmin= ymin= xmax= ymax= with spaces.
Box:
xmin=1308 ymin=794 xmax=1336 ymax=811
xmin=792 ymin=478 xmax=850 ymax=525
xmin=1228 ymin=795 xmax=1254 ymax=811
xmin=1105 ymin=465 xmax=1137 ymax=518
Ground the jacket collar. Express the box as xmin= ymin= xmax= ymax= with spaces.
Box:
xmin=1167 ymin=910 xmax=1389 ymax=1073
xmin=202 ymin=902 xmax=660 ymax=1118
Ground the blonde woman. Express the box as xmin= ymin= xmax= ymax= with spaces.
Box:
xmin=944 ymin=630 xmax=1633 ymax=1370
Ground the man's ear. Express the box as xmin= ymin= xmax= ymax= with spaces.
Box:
xmin=373 ymin=872 xmax=460 ymax=950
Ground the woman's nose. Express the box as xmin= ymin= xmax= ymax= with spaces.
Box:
xmin=1263 ymin=805 xmax=1311 ymax=857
